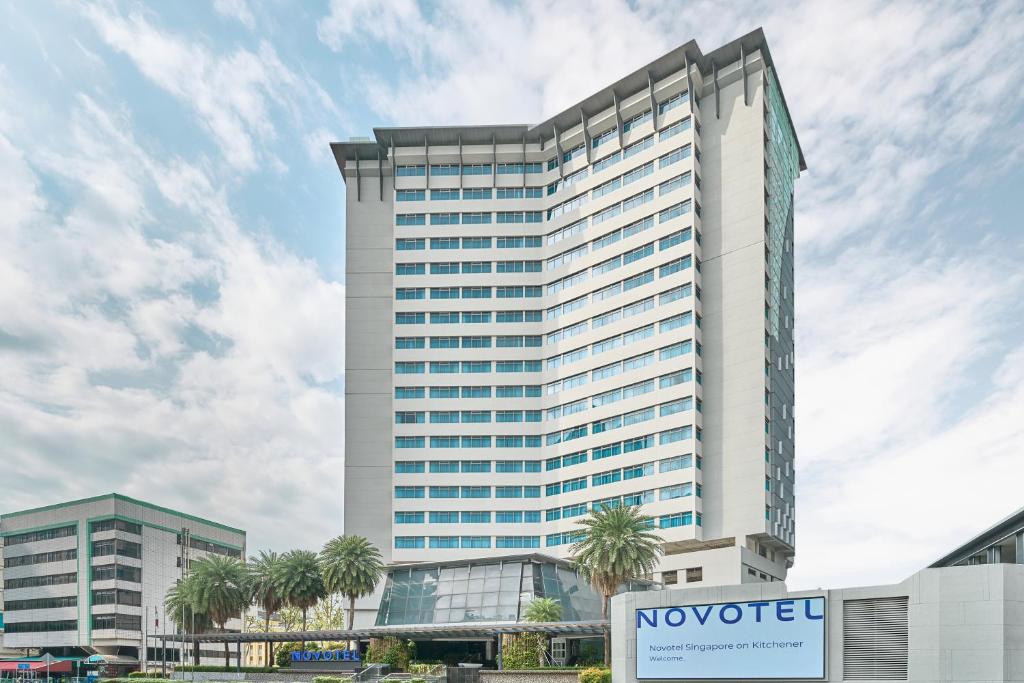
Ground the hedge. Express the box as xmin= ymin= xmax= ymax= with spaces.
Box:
xmin=174 ymin=666 xmax=278 ymax=673
xmin=128 ymin=674 xmax=170 ymax=679
xmin=312 ymin=676 xmax=354 ymax=683
xmin=101 ymin=679 xmax=176 ymax=683
xmin=578 ymin=668 xmax=611 ymax=683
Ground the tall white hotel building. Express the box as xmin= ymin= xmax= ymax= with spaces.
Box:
xmin=333 ymin=29 xmax=804 ymax=595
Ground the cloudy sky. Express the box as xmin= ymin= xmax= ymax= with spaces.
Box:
xmin=1 ymin=0 xmax=1023 ymax=590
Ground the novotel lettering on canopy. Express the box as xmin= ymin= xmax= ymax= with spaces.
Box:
xmin=635 ymin=597 xmax=827 ymax=680
xmin=291 ymin=650 xmax=361 ymax=662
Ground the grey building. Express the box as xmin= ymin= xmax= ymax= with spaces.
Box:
xmin=332 ymin=28 xmax=803 ymax=624
xmin=0 ymin=494 xmax=246 ymax=668
xmin=930 ymin=505 xmax=1024 ymax=568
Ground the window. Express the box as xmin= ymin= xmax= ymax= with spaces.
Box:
xmin=496 ymin=536 xmax=540 ymax=549
xmin=430 ymin=237 xmax=460 ymax=250
xmin=396 ymin=238 xmax=425 ymax=251
xmin=430 ymin=486 xmax=460 ymax=498
xmin=430 ymin=311 xmax=459 ymax=324
xmin=658 ymin=91 xmax=689 ymax=114
xmin=659 ymin=117 xmax=691 ymax=140
xmin=461 ymin=511 xmax=491 ymax=523
xmin=431 ymin=212 xmax=460 ymax=225
xmin=396 ymin=263 xmax=425 ymax=276
xmin=659 ymin=172 xmax=691 ymax=195
xmin=395 ymin=411 xmax=424 ymax=424
xmin=461 ymin=486 xmax=491 ymax=498
xmin=430 ymin=511 xmax=459 ymax=523
xmin=430 ymin=188 xmax=459 ymax=200
xmin=430 ymin=163 xmax=460 ymax=176
xmin=396 ymin=165 xmax=425 ymax=176
xmin=462 ymin=164 xmax=492 ymax=175
xmin=462 ymin=236 xmax=492 ymax=249
xmin=395 ymin=337 xmax=424 ymax=349
xmin=659 ymin=200 xmax=692 ymax=223
xmin=395 ymin=386 xmax=424 ymax=399
xmin=395 ymin=436 xmax=425 ymax=449
xmin=394 ymin=486 xmax=425 ymax=499
xmin=396 ymin=213 xmax=426 ymax=226
xmin=462 ymin=212 xmax=492 ymax=224
xmin=461 ymin=536 xmax=491 ymax=548
xmin=395 ymin=537 xmax=425 ymax=549
xmin=463 ymin=188 xmax=492 ymax=200
xmin=396 ymin=287 xmax=425 ymax=300
xmin=430 ymin=536 xmax=459 ymax=549
xmin=395 ymin=511 xmax=424 ymax=524
xmin=396 ymin=189 xmax=425 ymax=201
xmin=395 ymin=312 xmax=425 ymax=325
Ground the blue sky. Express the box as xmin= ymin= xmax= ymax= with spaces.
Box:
xmin=1 ymin=0 xmax=1023 ymax=590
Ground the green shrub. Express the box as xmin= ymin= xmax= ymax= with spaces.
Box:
xmin=409 ymin=678 xmax=427 ymax=683
xmin=408 ymin=663 xmax=443 ymax=674
xmin=312 ymin=676 xmax=353 ymax=683
xmin=100 ymin=679 xmax=176 ymax=683
xmin=578 ymin=667 xmax=611 ymax=683
xmin=365 ymin=637 xmax=414 ymax=670
xmin=500 ymin=633 xmax=547 ymax=670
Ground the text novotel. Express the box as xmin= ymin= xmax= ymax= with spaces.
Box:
xmin=637 ymin=599 xmax=824 ymax=628
xmin=291 ymin=650 xmax=361 ymax=662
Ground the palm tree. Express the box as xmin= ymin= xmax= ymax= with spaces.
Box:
xmin=523 ymin=598 xmax=562 ymax=623
xmin=164 ymin=575 xmax=213 ymax=665
xmin=189 ymin=555 xmax=250 ymax=668
xmin=274 ymin=549 xmax=326 ymax=650
xmin=523 ymin=598 xmax=562 ymax=665
xmin=570 ymin=505 xmax=663 ymax=666
xmin=319 ymin=536 xmax=384 ymax=632
xmin=248 ymin=550 xmax=284 ymax=668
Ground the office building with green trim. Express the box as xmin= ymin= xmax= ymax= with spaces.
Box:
xmin=0 ymin=493 xmax=245 ymax=668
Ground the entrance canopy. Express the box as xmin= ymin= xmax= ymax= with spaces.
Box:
xmin=0 ymin=661 xmax=74 ymax=674
xmin=149 ymin=620 xmax=608 ymax=644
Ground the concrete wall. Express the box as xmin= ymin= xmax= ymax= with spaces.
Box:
xmin=611 ymin=564 xmax=1024 ymax=683
xmin=480 ymin=670 xmax=580 ymax=683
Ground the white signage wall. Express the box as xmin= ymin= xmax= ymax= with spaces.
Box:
xmin=635 ymin=597 xmax=826 ymax=680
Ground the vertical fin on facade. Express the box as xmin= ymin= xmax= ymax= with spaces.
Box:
xmin=553 ymin=124 xmax=563 ymax=178
xmin=741 ymin=45 xmax=748 ymax=107
xmin=580 ymin=109 xmax=591 ymax=163
xmin=378 ymin=147 xmax=383 ymax=201
xmin=646 ymin=70 xmax=658 ymax=130
xmin=713 ymin=61 xmax=720 ymax=119
xmin=612 ymin=90 xmax=624 ymax=148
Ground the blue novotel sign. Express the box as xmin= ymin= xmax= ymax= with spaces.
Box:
xmin=635 ymin=597 xmax=826 ymax=680
xmin=292 ymin=649 xmax=361 ymax=663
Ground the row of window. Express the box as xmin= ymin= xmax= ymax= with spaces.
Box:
xmin=3 ymin=595 xmax=78 ymax=611
xmin=546 ymin=222 xmax=691 ymax=279
xmin=92 ymin=539 xmax=141 ymax=559
xmin=395 ymin=162 xmax=545 ymax=177
xmin=90 ymin=518 xmax=143 ymax=535
xmin=396 ymin=335 xmax=543 ymax=350
xmin=395 ymin=360 xmax=543 ymax=375
xmin=3 ymin=620 xmax=79 ymax=633
xmin=395 ymin=385 xmax=541 ymax=399
xmin=395 ymin=485 xmax=543 ymax=499
xmin=547 ymin=247 xmax=695 ymax=301
xmin=2 ymin=524 xmax=76 ymax=547
xmin=395 ymin=536 xmax=541 ymax=549
xmin=397 ymin=236 xmax=545 ymax=251
xmin=92 ymin=564 xmax=142 ymax=583
xmin=92 ymin=614 xmax=142 ymax=631
xmin=398 ymin=188 xmax=548 ymax=201
xmin=396 ymin=510 xmax=543 ymax=524
xmin=394 ymin=422 xmax=698 ymax=453
xmin=548 ymin=368 xmax=696 ymax=421
xmin=546 ymin=311 xmax=698 ymax=371
xmin=4 ymin=572 xmax=77 ymax=590
xmin=93 ymin=588 xmax=142 ymax=606
xmin=396 ymin=410 xmax=544 ymax=424
xmin=396 ymin=261 xmax=543 ymax=275
xmin=396 ymin=212 xmax=543 ymax=226
xmin=4 ymin=548 xmax=77 ymax=568
xmin=396 ymin=460 xmax=542 ymax=474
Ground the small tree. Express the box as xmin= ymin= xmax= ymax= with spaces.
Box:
xmin=523 ymin=598 xmax=562 ymax=665
xmin=570 ymin=506 xmax=663 ymax=666
xmin=164 ymin=575 xmax=213 ymax=665
xmin=248 ymin=550 xmax=284 ymax=667
xmin=189 ymin=555 xmax=250 ymax=668
xmin=275 ymin=549 xmax=326 ymax=650
xmin=319 ymin=535 xmax=385 ymax=632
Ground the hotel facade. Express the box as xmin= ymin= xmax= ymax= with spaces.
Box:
xmin=333 ymin=29 xmax=803 ymax=608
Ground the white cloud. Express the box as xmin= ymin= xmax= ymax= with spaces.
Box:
xmin=214 ymin=0 xmax=255 ymax=29
xmin=0 ymin=84 xmax=345 ymax=552
xmin=83 ymin=4 xmax=338 ymax=173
